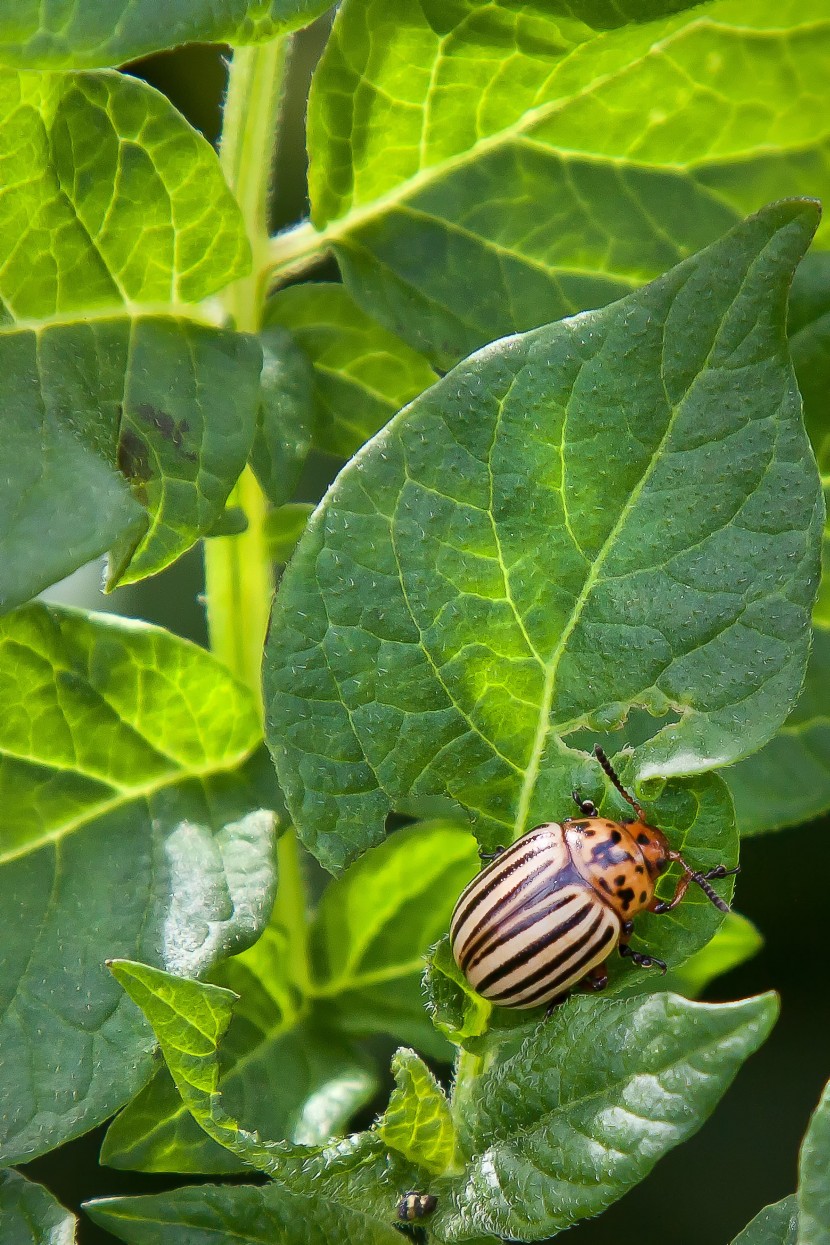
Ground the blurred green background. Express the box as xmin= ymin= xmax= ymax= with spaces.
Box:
xmin=25 ymin=26 xmax=830 ymax=1245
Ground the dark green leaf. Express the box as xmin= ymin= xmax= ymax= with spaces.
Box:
xmin=264 ymin=503 xmax=314 ymax=563
xmin=436 ymin=991 xmax=777 ymax=1241
xmin=307 ymin=821 xmax=479 ymax=1055
xmin=0 ymin=604 xmax=276 ymax=1164
xmin=787 ymin=253 xmax=830 ymax=627
xmin=0 ymin=3 xmax=334 ymax=69
xmin=265 ymin=203 xmax=821 ymax=871
xmin=733 ymin=1196 xmax=799 ymax=1245
xmin=729 ymin=625 xmax=830 ymax=834
xmin=250 ymin=327 xmax=315 ymax=509
xmin=305 ymin=0 xmax=830 ymax=366
xmin=378 ymin=1048 xmax=455 ymax=1174
xmin=799 ymin=1080 xmax=830 ymax=1245
xmin=85 ymin=1181 xmax=406 ymax=1245
xmin=205 ymin=507 xmax=249 ymax=538
xmin=0 ymin=1170 xmax=76 ymax=1245
xmin=263 ymin=283 xmax=437 ymax=458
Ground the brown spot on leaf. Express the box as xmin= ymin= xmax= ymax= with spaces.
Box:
xmin=135 ymin=403 xmax=197 ymax=461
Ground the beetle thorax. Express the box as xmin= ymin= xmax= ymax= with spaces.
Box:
xmin=564 ymin=818 xmax=665 ymax=920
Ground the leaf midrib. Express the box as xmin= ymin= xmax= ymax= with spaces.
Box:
xmin=0 ymin=744 xmax=259 ymax=866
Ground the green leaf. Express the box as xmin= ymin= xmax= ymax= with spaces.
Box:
xmin=265 ymin=503 xmax=315 ymax=563
xmin=0 ymin=71 xmax=248 ymax=318
xmin=378 ymin=1048 xmax=455 ymax=1174
xmin=0 ymin=1170 xmax=76 ymax=1245
xmin=667 ymin=910 xmax=763 ymax=998
xmin=102 ymin=919 xmax=377 ymax=1173
xmin=250 ymin=328 xmax=315 ymax=509
xmin=0 ymin=69 xmax=263 ymax=605
xmin=436 ymin=991 xmax=777 ymax=1241
xmin=109 ymin=960 xmax=427 ymax=1223
xmin=799 ymin=1080 xmax=830 ymax=1245
xmin=85 ymin=1181 xmax=406 ymax=1245
xmin=308 ymin=821 xmax=479 ymax=1055
xmin=103 ymin=820 xmax=474 ymax=1172
xmin=0 ymin=604 xmax=276 ymax=1164
xmin=424 ymin=936 xmax=491 ymax=1049
xmin=263 ymin=284 xmax=437 ymax=458
xmin=0 ymin=2 xmax=334 ymax=70
xmin=790 ymin=254 xmax=830 ymax=488
xmin=733 ymin=1196 xmax=799 ymax=1245
xmin=265 ymin=202 xmax=822 ymax=872
xmin=729 ymin=624 xmax=830 ymax=834
xmin=306 ymin=0 xmax=830 ymax=366
xmin=786 ymin=254 xmax=830 ymax=626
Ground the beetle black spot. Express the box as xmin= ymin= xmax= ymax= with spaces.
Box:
xmin=599 ymin=878 xmax=612 ymax=893
xmin=618 ymin=887 xmax=636 ymax=910
xmin=584 ymin=829 xmax=595 ymax=837
xmin=637 ymin=832 xmax=650 ymax=845
xmin=614 ymin=874 xmax=626 ymax=886
xmin=610 ymin=830 xmax=623 ymax=844
xmin=635 ymin=865 xmax=644 ymax=874
xmin=640 ymin=891 xmax=647 ymax=903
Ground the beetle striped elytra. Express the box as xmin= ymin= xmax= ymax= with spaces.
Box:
xmin=449 ymin=746 xmax=737 ymax=1010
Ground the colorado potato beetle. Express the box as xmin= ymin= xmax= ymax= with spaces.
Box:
xmin=397 ymin=1192 xmax=437 ymax=1222
xmin=450 ymin=746 xmax=737 ymax=1010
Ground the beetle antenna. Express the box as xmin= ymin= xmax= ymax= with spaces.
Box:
xmin=687 ymin=869 xmax=731 ymax=913
xmin=593 ymin=745 xmax=644 ymax=818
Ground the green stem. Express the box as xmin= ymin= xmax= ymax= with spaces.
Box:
xmin=204 ymin=42 xmax=310 ymax=962
xmin=204 ymin=42 xmax=287 ymax=706
xmin=272 ymin=827 xmax=311 ymax=993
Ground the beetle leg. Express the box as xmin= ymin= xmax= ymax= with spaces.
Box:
xmin=582 ymin=962 xmax=609 ymax=992
xmin=478 ymin=844 xmax=506 ymax=862
xmin=544 ymin=992 xmax=570 ymax=1017
xmin=648 ymin=871 xmax=691 ymax=914
xmin=571 ymin=790 xmax=599 ymax=817
xmin=619 ymin=943 xmax=667 ymax=974
xmin=701 ymin=864 xmax=740 ymax=881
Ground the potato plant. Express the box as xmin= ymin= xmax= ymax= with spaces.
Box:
xmin=0 ymin=2 xmax=828 ymax=1243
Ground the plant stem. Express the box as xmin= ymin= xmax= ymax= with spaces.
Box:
xmin=203 ymin=42 xmax=287 ymax=708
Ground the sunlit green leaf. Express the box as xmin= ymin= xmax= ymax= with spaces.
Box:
xmin=263 ymin=283 xmax=437 ymax=458
xmin=0 ymin=2 xmax=334 ymax=70
xmin=102 ymin=914 xmax=377 ymax=1173
xmin=304 ymin=0 xmax=830 ymax=365
xmin=799 ymin=1079 xmax=830 ymax=1245
xmin=0 ymin=71 xmax=248 ymax=319
xmin=0 ymin=1170 xmax=76 ymax=1245
xmin=265 ymin=203 xmax=822 ymax=872
xmin=666 ymin=910 xmax=762 ymax=997
xmin=0 ymin=69 xmax=262 ymax=604
xmin=378 ymin=1048 xmax=455 ymax=1174
xmin=0 ymin=604 xmax=276 ymax=1164
xmin=733 ymin=1196 xmax=799 ymax=1245
xmin=435 ymin=992 xmax=777 ymax=1241
xmin=308 ymin=821 xmax=479 ymax=1055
